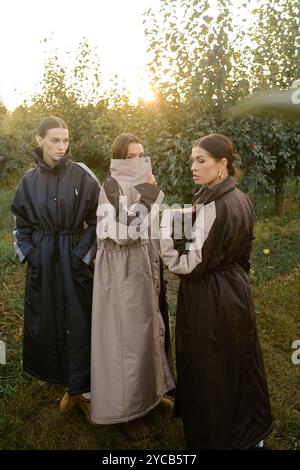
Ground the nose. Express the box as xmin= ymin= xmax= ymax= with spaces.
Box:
xmin=191 ymin=161 xmax=196 ymax=171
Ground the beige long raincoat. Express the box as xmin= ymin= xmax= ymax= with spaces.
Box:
xmin=91 ymin=157 xmax=175 ymax=424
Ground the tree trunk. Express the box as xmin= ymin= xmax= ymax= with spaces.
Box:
xmin=275 ymin=190 xmax=284 ymax=216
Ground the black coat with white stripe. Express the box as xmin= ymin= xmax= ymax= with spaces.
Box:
xmin=161 ymin=176 xmax=272 ymax=449
xmin=11 ymin=148 xmax=100 ymax=394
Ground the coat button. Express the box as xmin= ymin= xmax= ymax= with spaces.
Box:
xmin=54 ymin=197 xmax=57 ymax=201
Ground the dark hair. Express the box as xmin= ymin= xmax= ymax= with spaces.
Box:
xmin=112 ymin=133 xmax=143 ymax=159
xmin=194 ymin=133 xmax=240 ymax=179
xmin=38 ymin=116 xmax=68 ymax=138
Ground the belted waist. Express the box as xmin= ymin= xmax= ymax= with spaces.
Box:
xmin=35 ymin=228 xmax=84 ymax=261
xmin=207 ymin=262 xmax=243 ymax=274
xmin=100 ymin=237 xmax=148 ymax=251
xmin=36 ymin=228 xmax=84 ymax=234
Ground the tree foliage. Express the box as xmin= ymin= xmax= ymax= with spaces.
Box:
xmin=0 ymin=0 xmax=299 ymax=214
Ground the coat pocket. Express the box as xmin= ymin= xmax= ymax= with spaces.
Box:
xmin=27 ymin=245 xmax=42 ymax=293
xmin=71 ymin=253 xmax=94 ymax=281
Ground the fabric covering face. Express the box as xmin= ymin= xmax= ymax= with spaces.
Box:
xmin=91 ymin=157 xmax=175 ymax=424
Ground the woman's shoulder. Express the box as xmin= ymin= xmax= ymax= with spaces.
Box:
xmin=232 ymin=186 xmax=253 ymax=210
xmin=102 ymin=175 xmax=119 ymax=192
xmin=216 ymin=186 xmax=254 ymax=224
xmin=219 ymin=185 xmax=252 ymax=205
xmin=19 ymin=167 xmax=37 ymax=183
xmin=73 ymin=162 xmax=100 ymax=186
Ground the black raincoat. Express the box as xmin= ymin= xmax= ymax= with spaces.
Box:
xmin=160 ymin=176 xmax=272 ymax=449
xmin=11 ymin=148 xmax=100 ymax=394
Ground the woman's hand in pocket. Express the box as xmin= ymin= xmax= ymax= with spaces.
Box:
xmin=71 ymin=253 xmax=85 ymax=273
xmin=27 ymin=247 xmax=40 ymax=270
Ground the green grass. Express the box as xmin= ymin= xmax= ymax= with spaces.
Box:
xmin=249 ymin=181 xmax=300 ymax=218
xmin=0 ymin=189 xmax=15 ymax=232
xmin=253 ymin=267 xmax=300 ymax=450
xmin=251 ymin=214 xmax=300 ymax=283
xmin=0 ymin=190 xmax=19 ymax=283
xmin=0 ymin=183 xmax=300 ymax=449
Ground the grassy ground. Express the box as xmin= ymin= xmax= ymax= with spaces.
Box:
xmin=0 ymin=183 xmax=300 ymax=449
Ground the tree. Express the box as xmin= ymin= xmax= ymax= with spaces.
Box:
xmin=142 ymin=0 xmax=252 ymax=202
xmin=143 ymin=0 xmax=300 ymax=211
xmin=30 ymin=38 xmax=107 ymax=173
xmin=236 ymin=0 xmax=300 ymax=214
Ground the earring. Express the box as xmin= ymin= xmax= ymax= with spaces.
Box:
xmin=218 ymin=170 xmax=224 ymax=180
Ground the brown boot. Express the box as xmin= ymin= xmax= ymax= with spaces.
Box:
xmin=60 ymin=390 xmax=82 ymax=412
xmin=156 ymin=396 xmax=174 ymax=416
xmin=121 ymin=418 xmax=150 ymax=440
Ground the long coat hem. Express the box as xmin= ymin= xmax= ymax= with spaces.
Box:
xmin=91 ymin=388 xmax=174 ymax=425
xmin=91 ymin=160 xmax=175 ymax=424
xmin=23 ymin=367 xmax=90 ymax=395
xmin=241 ymin=425 xmax=273 ymax=450
xmin=160 ymin=177 xmax=273 ymax=450
xmin=12 ymin=149 xmax=100 ymax=394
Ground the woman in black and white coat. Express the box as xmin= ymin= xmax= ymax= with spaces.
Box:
xmin=160 ymin=133 xmax=272 ymax=449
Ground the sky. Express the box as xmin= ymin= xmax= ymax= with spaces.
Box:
xmin=0 ymin=0 xmax=160 ymax=110
xmin=0 ymin=0 xmax=257 ymax=111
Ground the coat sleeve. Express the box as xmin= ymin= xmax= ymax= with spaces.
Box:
xmin=11 ymin=177 xmax=35 ymax=263
xmin=97 ymin=177 xmax=164 ymax=246
xmin=160 ymin=202 xmax=218 ymax=277
xmin=73 ymin=179 xmax=101 ymax=264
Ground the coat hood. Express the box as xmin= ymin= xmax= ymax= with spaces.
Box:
xmin=34 ymin=147 xmax=72 ymax=172
xmin=192 ymin=176 xmax=236 ymax=206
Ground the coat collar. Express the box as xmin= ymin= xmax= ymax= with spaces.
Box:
xmin=192 ymin=176 xmax=236 ymax=206
xmin=110 ymin=157 xmax=152 ymax=186
xmin=34 ymin=147 xmax=72 ymax=173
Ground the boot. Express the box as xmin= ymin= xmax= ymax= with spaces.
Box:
xmin=156 ymin=396 xmax=174 ymax=416
xmin=60 ymin=389 xmax=82 ymax=412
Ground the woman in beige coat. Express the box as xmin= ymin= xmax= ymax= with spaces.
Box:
xmin=90 ymin=133 xmax=175 ymax=439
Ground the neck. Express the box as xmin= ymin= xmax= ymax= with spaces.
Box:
xmin=43 ymin=154 xmax=57 ymax=168
xmin=207 ymin=171 xmax=229 ymax=188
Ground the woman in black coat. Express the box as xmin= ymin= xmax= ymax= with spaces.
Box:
xmin=160 ymin=133 xmax=272 ymax=449
xmin=11 ymin=117 xmax=100 ymax=411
